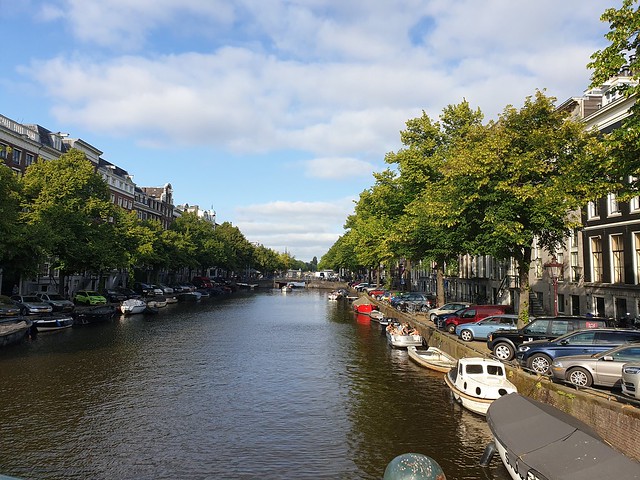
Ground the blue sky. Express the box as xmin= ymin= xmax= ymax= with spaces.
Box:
xmin=0 ymin=0 xmax=618 ymax=262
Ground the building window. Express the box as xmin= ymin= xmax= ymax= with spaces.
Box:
xmin=570 ymin=251 xmax=580 ymax=282
xmin=635 ymin=233 xmax=640 ymax=285
xmin=632 ymin=196 xmax=640 ymax=212
xmin=611 ymin=234 xmax=624 ymax=283
xmin=591 ymin=237 xmax=603 ymax=283
xmin=0 ymin=144 xmax=7 ymax=159
xmin=556 ymin=252 xmax=565 ymax=281
xmin=587 ymin=201 xmax=600 ymax=219
xmin=557 ymin=294 xmax=565 ymax=313
xmin=25 ymin=153 xmax=34 ymax=166
xmin=12 ymin=149 xmax=21 ymax=165
xmin=608 ymin=193 xmax=620 ymax=216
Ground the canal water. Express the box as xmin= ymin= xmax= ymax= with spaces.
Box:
xmin=0 ymin=289 xmax=511 ymax=480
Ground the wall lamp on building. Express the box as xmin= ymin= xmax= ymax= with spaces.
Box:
xmin=571 ymin=265 xmax=583 ymax=283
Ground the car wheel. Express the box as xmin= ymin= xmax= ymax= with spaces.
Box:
xmin=20 ymin=307 xmax=28 ymax=316
xmin=447 ymin=323 xmax=456 ymax=334
xmin=460 ymin=329 xmax=474 ymax=342
xmin=528 ymin=354 xmax=553 ymax=375
xmin=430 ymin=314 xmax=436 ymax=322
xmin=567 ymin=367 xmax=593 ymax=387
xmin=493 ymin=342 xmax=514 ymax=361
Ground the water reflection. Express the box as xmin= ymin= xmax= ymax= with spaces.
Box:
xmin=0 ymin=290 xmax=509 ymax=479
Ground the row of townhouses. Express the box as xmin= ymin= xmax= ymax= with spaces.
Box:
xmin=403 ymin=73 xmax=640 ymax=321
xmin=0 ymin=114 xmax=216 ymax=296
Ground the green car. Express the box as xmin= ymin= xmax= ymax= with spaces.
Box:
xmin=74 ymin=290 xmax=107 ymax=305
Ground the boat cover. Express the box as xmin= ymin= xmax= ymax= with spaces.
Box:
xmin=487 ymin=393 xmax=640 ymax=480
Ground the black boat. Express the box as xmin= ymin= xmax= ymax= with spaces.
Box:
xmin=485 ymin=393 xmax=640 ymax=479
xmin=73 ymin=305 xmax=116 ymax=325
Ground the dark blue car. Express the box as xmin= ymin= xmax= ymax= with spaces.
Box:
xmin=515 ymin=328 xmax=640 ymax=375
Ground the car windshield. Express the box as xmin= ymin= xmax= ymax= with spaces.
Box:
xmin=48 ymin=294 xmax=64 ymax=300
xmin=23 ymin=296 xmax=41 ymax=302
xmin=85 ymin=291 xmax=100 ymax=296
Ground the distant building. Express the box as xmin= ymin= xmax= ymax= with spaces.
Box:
xmin=175 ymin=203 xmax=217 ymax=226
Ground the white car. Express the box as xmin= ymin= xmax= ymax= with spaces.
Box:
xmin=621 ymin=362 xmax=640 ymax=399
xmin=427 ymin=302 xmax=469 ymax=322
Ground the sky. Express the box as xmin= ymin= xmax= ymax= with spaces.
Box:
xmin=0 ymin=0 xmax=621 ymax=262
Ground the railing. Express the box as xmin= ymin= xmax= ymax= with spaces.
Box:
xmin=0 ymin=114 xmax=39 ymax=142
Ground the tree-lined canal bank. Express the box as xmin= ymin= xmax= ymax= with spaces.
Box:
xmin=0 ymin=289 xmax=512 ymax=480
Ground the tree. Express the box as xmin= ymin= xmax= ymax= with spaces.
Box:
xmin=439 ymin=91 xmax=604 ymax=323
xmin=20 ymin=149 xmax=123 ymax=293
xmin=588 ymin=0 xmax=640 ymax=199
xmin=389 ymin=102 xmax=485 ymax=304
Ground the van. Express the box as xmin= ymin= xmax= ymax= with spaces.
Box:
xmin=487 ymin=316 xmax=613 ymax=361
xmin=442 ymin=305 xmax=514 ymax=334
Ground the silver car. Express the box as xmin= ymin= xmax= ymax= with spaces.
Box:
xmin=621 ymin=363 xmax=640 ymax=399
xmin=551 ymin=343 xmax=640 ymax=388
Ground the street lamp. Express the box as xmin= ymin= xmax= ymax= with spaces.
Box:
xmin=544 ymin=256 xmax=563 ymax=316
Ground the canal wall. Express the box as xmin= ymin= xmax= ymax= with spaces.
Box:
xmin=372 ymin=299 xmax=640 ymax=461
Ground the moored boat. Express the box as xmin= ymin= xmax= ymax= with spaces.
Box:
xmin=485 ymin=392 xmax=640 ymax=480
xmin=177 ymin=291 xmax=202 ymax=302
xmin=73 ymin=305 xmax=116 ymax=326
xmin=120 ymin=298 xmax=147 ymax=315
xmin=407 ymin=346 xmax=456 ymax=373
xmin=146 ymin=296 xmax=167 ymax=308
xmin=385 ymin=322 xmax=423 ymax=348
xmin=369 ymin=310 xmax=385 ymax=322
xmin=32 ymin=315 xmax=74 ymax=333
xmin=0 ymin=319 xmax=32 ymax=347
xmin=444 ymin=357 xmax=517 ymax=416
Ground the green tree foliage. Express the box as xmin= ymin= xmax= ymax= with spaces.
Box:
xmin=433 ymin=92 xmax=603 ymax=321
xmin=588 ymin=0 xmax=640 ymax=199
xmin=0 ymin=164 xmax=35 ymax=273
xmin=390 ymin=102 xmax=484 ymax=303
xmin=20 ymin=149 xmax=124 ymax=290
xmin=214 ymin=222 xmax=255 ymax=273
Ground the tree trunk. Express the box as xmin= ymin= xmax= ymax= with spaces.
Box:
xmin=436 ymin=263 xmax=445 ymax=307
xmin=516 ymin=246 xmax=532 ymax=328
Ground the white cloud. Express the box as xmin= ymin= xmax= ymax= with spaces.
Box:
xmin=234 ymin=198 xmax=355 ymax=260
xmin=303 ymin=157 xmax=375 ymax=179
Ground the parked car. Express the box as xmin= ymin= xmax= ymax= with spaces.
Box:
xmin=455 ymin=314 xmax=519 ymax=342
xmin=113 ymin=286 xmax=141 ymax=299
xmin=516 ymin=328 xmax=640 ymax=374
xmin=74 ymin=290 xmax=107 ymax=306
xmin=133 ymin=282 xmax=160 ymax=296
xmin=442 ymin=305 xmax=514 ymax=334
xmin=396 ymin=293 xmax=436 ymax=312
xmin=192 ymin=276 xmax=213 ymax=289
xmin=0 ymin=295 xmax=21 ymax=317
xmin=551 ymin=343 xmax=640 ymax=388
xmin=427 ymin=302 xmax=470 ymax=322
xmin=487 ymin=316 xmax=613 ymax=361
xmin=621 ymin=363 xmax=640 ymax=399
xmin=154 ymin=284 xmax=174 ymax=295
xmin=102 ymin=289 xmax=128 ymax=303
xmin=35 ymin=292 xmax=75 ymax=312
xmin=11 ymin=294 xmax=53 ymax=315
xmin=434 ymin=308 xmax=467 ymax=329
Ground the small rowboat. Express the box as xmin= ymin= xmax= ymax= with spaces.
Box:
xmin=407 ymin=346 xmax=456 ymax=373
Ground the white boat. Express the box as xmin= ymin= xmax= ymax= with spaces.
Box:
xmin=32 ymin=315 xmax=74 ymax=333
xmin=407 ymin=346 xmax=456 ymax=373
xmin=282 ymin=285 xmax=292 ymax=292
xmin=444 ymin=357 xmax=517 ymax=416
xmin=369 ymin=310 xmax=385 ymax=321
xmin=485 ymin=393 xmax=640 ymax=480
xmin=146 ymin=296 xmax=167 ymax=308
xmin=165 ymin=295 xmax=178 ymax=304
xmin=386 ymin=331 xmax=423 ymax=348
xmin=120 ymin=298 xmax=147 ymax=315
